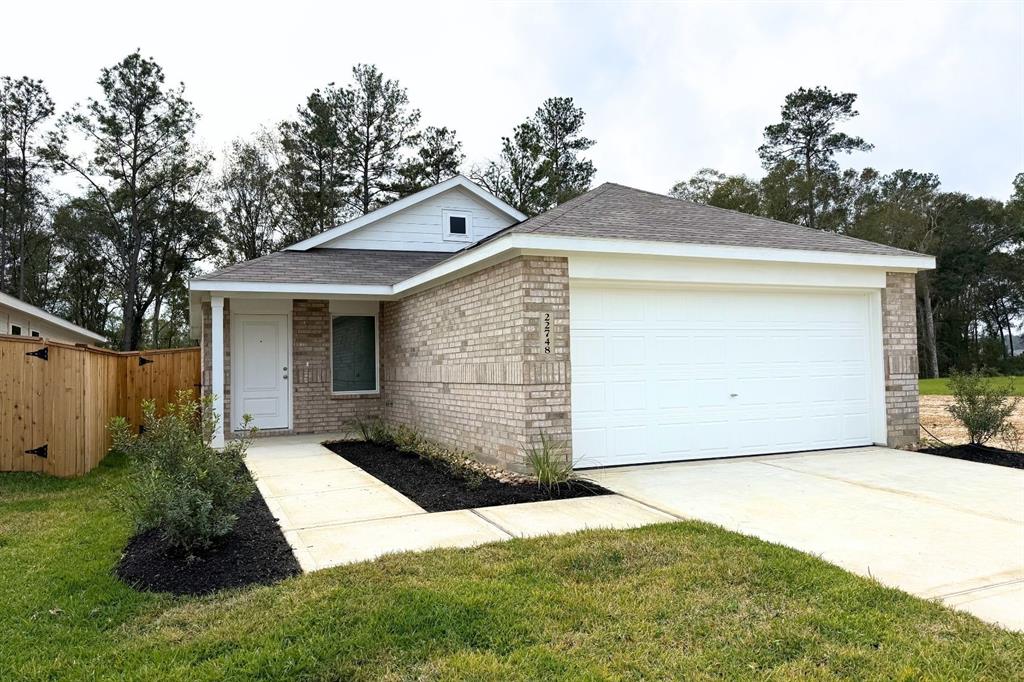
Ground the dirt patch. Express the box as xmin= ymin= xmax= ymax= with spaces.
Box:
xmin=919 ymin=395 xmax=1024 ymax=449
xmin=918 ymin=444 xmax=1023 ymax=470
xmin=326 ymin=440 xmax=610 ymax=512
xmin=116 ymin=491 xmax=300 ymax=596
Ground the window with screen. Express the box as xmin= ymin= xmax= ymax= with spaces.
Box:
xmin=331 ymin=315 xmax=377 ymax=392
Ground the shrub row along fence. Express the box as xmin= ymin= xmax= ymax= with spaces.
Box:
xmin=0 ymin=336 xmax=200 ymax=477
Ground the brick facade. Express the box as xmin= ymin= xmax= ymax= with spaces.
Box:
xmin=291 ymin=299 xmax=382 ymax=433
xmin=881 ymin=271 xmax=920 ymax=447
xmin=200 ymin=258 xmax=918 ymax=461
xmin=379 ymin=256 xmax=571 ymax=471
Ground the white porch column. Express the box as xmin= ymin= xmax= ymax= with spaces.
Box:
xmin=211 ymin=295 xmax=226 ymax=448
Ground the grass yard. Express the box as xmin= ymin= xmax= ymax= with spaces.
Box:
xmin=919 ymin=375 xmax=1024 ymax=396
xmin=1 ymin=456 xmax=1022 ymax=681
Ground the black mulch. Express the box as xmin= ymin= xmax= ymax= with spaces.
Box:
xmin=115 ymin=491 xmax=300 ymax=596
xmin=918 ymin=443 xmax=1023 ymax=470
xmin=326 ymin=440 xmax=611 ymax=512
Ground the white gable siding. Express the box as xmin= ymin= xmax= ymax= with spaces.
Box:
xmin=320 ymin=187 xmax=516 ymax=252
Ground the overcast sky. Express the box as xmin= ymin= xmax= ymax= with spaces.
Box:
xmin=2 ymin=0 xmax=1021 ymax=200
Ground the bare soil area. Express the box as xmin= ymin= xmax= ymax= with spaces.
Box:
xmin=919 ymin=395 xmax=1024 ymax=449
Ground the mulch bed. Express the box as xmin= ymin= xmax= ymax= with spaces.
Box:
xmin=116 ymin=491 xmax=300 ymax=596
xmin=918 ymin=443 xmax=1024 ymax=470
xmin=326 ymin=440 xmax=611 ymax=512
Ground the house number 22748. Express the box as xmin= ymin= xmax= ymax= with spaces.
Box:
xmin=542 ymin=312 xmax=552 ymax=354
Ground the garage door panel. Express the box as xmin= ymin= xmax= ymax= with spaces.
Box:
xmin=571 ymin=283 xmax=878 ymax=467
xmin=572 ymin=335 xmax=605 ymax=367
xmin=572 ymin=381 xmax=607 ymax=414
xmin=609 ymin=336 xmax=644 ymax=365
xmin=611 ymin=381 xmax=646 ymax=410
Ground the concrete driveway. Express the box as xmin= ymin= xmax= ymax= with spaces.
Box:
xmin=587 ymin=447 xmax=1024 ymax=631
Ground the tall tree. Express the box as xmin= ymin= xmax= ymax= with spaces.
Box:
xmin=670 ymin=167 xmax=764 ymax=216
xmin=0 ymin=76 xmax=54 ymax=302
xmin=758 ymin=86 xmax=873 ymax=230
xmin=392 ymin=126 xmax=463 ymax=196
xmin=279 ymin=87 xmax=348 ymax=243
xmin=217 ymin=130 xmax=286 ymax=263
xmin=472 ymin=96 xmax=596 ymax=215
xmin=44 ymin=51 xmax=217 ymax=350
xmin=343 ymin=64 xmax=421 ymax=214
xmin=50 ymin=194 xmax=115 ymax=337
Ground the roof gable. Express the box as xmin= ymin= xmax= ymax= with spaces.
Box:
xmin=286 ymin=175 xmax=527 ymax=252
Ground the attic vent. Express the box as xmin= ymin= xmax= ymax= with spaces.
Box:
xmin=442 ymin=209 xmax=472 ymax=242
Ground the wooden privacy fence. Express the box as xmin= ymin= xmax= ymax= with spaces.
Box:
xmin=0 ymin=336 xmax=201 ymax=477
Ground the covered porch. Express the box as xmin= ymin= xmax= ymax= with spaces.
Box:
xmin=193 ymin=294 xmax=385 ymax=447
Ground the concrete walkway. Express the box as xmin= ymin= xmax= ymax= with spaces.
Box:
xmin=245 ymin=434 xmax=671 ymax=571
xmin=587 ymin=447 xmax=1024 ymax=632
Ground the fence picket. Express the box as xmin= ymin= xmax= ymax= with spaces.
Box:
xmin=0 ymin=336 xmax=200 ymax=477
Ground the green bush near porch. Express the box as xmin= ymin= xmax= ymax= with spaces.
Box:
xmin=0 ymin=456 xmax=1021 ymax=680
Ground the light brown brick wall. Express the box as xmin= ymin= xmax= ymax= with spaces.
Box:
xmin=380 ymin=256 xmax=571 ymax=471
xmin=882 ymin=271 xmax=920 ymax=447
xmin=291 ymin=299 xmax=382 ymax=433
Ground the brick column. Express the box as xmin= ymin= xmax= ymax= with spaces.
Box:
xmin=881 ymin=272 xmax=919 ymax=447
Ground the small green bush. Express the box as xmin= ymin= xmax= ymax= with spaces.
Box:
xmin=523 ymin=434 xmax=574 ymax=490
xmin=110 ymin=391 xmax=256 ymax=552
xmin=350 ymin=416 xmax=391 ymax=445
xmin=947 ymin=371 xmax=1020 ymax=445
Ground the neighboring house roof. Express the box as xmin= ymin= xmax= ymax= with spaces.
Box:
xmin=490 ymin=183 xmax=926 ymax=258
xmin=194 ymin=249 xmax=451 ymax=285
xmin=285 ymin=175 xmax=528 ymax=251
xmin=0 ymin=292 xmax=107 ymax=344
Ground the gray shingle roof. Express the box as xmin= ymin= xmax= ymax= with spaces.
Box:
xmin=193 ymin=249 xmax=451 ymax=285
xmin=195 ymin=183 xmax=927 ymax=288
xmin=496 ymin=182 xmax=927 ymax=258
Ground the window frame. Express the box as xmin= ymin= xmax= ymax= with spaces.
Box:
xmin=442 ymin=209 xmax=473 ymax=242
xmin=329 ymin=312 xmax=380 ymax=396
xmin=10 ymin=324 xmax=22 ymax=336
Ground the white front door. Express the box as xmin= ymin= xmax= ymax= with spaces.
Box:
xmin=233 ymin=314 xmax=290 ymax=430
xmin=570 ymin=282 xmax=882 ymax=467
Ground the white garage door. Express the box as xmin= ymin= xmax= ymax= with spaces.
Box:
xmin=571 ymin=282 xmax=880 ymax=467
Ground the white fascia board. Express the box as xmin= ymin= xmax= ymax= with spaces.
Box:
xmin=514 ymin=234 xmax=937 ymax=270
xmin=0 ymin=291 xmax=107 ymax=343
xmin=188 ymin=280 xmax=394 ymax=297
xmin=285 ymin=175 xmax=527 ymax=251
xmin=392 ymin=234 xmax=935 ymax=294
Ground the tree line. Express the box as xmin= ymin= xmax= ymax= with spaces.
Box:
xmin=0 ymin=53 xmax=596 ymax=350
xmin=671 ymin=87 xmax=1023 ymax=377
xmin=1 ymin=55 xmax=1020 ymax=378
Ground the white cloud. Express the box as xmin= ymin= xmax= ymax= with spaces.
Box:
xmin=2 ymin=0 xmax=1019 ymax=198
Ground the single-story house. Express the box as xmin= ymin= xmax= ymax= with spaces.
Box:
xmin=0 ymin=292 xmax=107 ymax=345
xmin=188 ymin=175 xmax=935 ymax=470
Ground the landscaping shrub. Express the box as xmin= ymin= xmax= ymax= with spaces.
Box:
xmin=523 ymin=433 xmax=574 ymax=490
xmin=947 ymin=370 xmax=1021 ymax=446
xmin=110 ymin=391 xmax=256 ymax=552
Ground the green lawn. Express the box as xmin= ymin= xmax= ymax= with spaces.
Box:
xmin=1 ymin=456 xmax=1021 ymax=680
xmin=919 ymin=375 xmax=1024 ymax=396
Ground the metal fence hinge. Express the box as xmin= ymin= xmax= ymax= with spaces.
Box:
xmin=25 ymin=347 xmax=48 ymax=361
xmin=25 ymin=444 xmax=48 ymax=458
xmin=139 ymin=356 xmax=154 ymax=366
